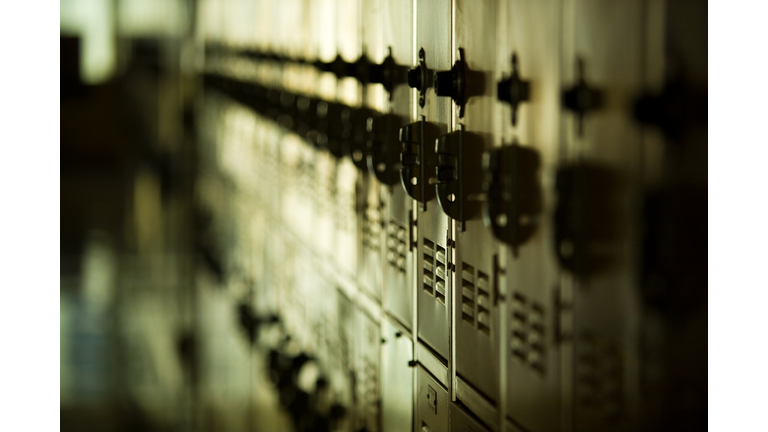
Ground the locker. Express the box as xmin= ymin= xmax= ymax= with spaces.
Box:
xmin=382 ymin=0 xmax=416 ymax=331
xmin=497 ymin=1 xmax=568 ymax=431
xmin=355 ymin=305 xmax=382 ymax=431
xmin=381 ymin=318 xmax=414 ymax=432
xmin=562 ymin=1 xmax=646 ymax=431
xmin=357 ymin=0 xmax=387 ymax=302
xmin=334 ymin=288 xmax=358 ymax=430
xmin=414 ymin=0 xmax=454 ymax=369
xmin=451 ymin=0 xmax=502 ymax=407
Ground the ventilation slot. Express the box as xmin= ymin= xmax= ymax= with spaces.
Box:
xmin=362 ymin=356 xmax=379 ymax=420
xmin=461 ymin=263 xmax=476 ymax=324
xmin=386 ymin=220 xmax=407 ymax=273
xmin=460 ymin=264 xmax=491 ymax=334
xmin=434 ymin=245 xmax=446 ymax=304
xmin=476 ymin=271 xmax=491 ymax=334
xmin=510 ymin=291 xmax=546 ymax=375
xmin=576 ymin=333 xmax=625 ymax=422
xmin=362 ymin=208 xmax=381 ymax=251
xmin=340 ymin=336 xmax=350 ymax=372
xmin=422 ymin=239 xmax=435 ymax=296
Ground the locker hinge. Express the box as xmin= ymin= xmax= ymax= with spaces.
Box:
xmin=492 ymin=253 xmax=505 ymax=306
xmin=553 ymin=285 xmax=573 ymax=344
xmin=408 ymin=209 xmax=417 ymax=251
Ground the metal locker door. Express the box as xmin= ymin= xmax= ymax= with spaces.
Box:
xmin=451 ymin=0 xmax=502 ymax=411
xmin=416 ymin=365 xmax=450 ymax=432
xmin=636 ymin=2 xmax=708 ymax=430
xmin=356 ymin=305 xmax=382 ymax=432
xmin=310 ymin=0 xmax=340 ymax=261
xmin=561 ymin=1 xmax=646 ymax=431
xmin=381 ymin=0 xmax=416 ymax=331
xmin=334 ymin=0 xmax=363 ymax=279
xmin=497 ymin=1 xmax=567 ymax=431
xmin=333 ymin=288 xmax=357 ymax=431
xmin=414 ymin=0 xmax=454 ymax=372
xmin=451 ymin=402 xmax=492 ymax=432
xmin=358 ymin=0 xmax=387 ymax=303
xmin=381 ymin=317 xmax=414 ymax=432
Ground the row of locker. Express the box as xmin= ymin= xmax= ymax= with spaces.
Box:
xmin=191 ymin=0 xmax=705 ymax=431
xmin=202 ymin=69 xmax=666 ymax=281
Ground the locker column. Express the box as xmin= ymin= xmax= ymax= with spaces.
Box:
xmin=410 ymin=1 xmax=454 ymax=432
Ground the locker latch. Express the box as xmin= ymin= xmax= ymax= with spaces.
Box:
xmin=434 ymin=127 xmax=483 ymax=226
xmin=497 ymin=54 xmax=530 ymax=126
xmin=563 ymin=58 xmax=602 ymax=136
xmin=399 ymin=119 xmax=439 ymax=204
xmin=435 ymin=128 xmax=463 ymax=222
xmin=426 ymin=385 xmax=438 ymax=413
xmin=482 ymin=143 xmax=542 ymax=254
xmin=367 ymin=113 xmax=404 ymax=186
xmin=640 ymin=186 xmax=707 ymax=316
xmin=341 ymin=107 xmax=374 ymax=171
xmin=553 ymin=162 xmax=621 ymax=276
xmin=324 ymin=102 xmax=348 ymax=158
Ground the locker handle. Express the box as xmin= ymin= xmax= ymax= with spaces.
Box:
xmin=366 ymin=113 xmax=404 ymax=185
xmin=563 ymin=58 xmax=603 ymax=136
xmin=435 ymin=127 xmax=485 ymax=227
xmin=433 ymin=48 xmax=467 ymax=117
xmin=482 ymin=143 xmax=542 ymax=254
xmin=497 ymin=53 xmax=530 ymax=126
xmin=398 ymin=119 xmax=439 ymax=203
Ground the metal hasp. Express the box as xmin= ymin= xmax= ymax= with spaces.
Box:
xmin=483 ymin=143 xmax=542 ymax=254
xmin=497 ymin=54 xmax=530 ymax=126
xmin=435 ymin=129 xmax=463 ymax=222
xmin=399 ymin=119 xmax=438 ymax=203
xmin=553 ymin=162 xmax=621 ymax=277
xmin=640 ymin=186 xmax=707 ymax=317
xmin=321 ymin=102 xmax=347 ymax=159
xmin=367 ymin=113 xmax=404 ymax=185
xmin=408 ymin=48 xmax=431 ymax=108
xmin=563 ymin=59 xmax=602 ymax=136
xmin=341 ymin=106 xmax=374 ymax=171
xmin=434 ymin=127 xmax=483 ymax=225
xmin=433 ymin=48 xmax=467 ymax=117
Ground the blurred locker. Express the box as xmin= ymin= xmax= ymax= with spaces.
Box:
xmin=497 ymin=1 xmax=567 ymax=431
xmin=381 ymin=0 xmax=415 ymax=332
xmin=381 ymin=317 xmax=414 ymax=432
xmin=560 ymin=1 xmax=646 ymax=431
